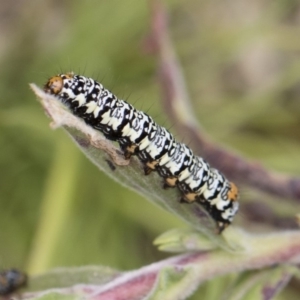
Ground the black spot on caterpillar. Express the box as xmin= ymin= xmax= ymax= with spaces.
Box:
xmin=0 ymin=269 xmax=27 ymax=296
xmin=44 ymin=72 xmax=239 ymax=232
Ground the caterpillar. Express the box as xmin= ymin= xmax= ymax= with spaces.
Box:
xmin=44 ymin=72 xmax=239 ymax=232
xmin=0 ymin=269 xmax=27 ymax=296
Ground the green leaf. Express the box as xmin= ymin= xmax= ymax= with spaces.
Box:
xmin=145 ymin=265 xmax=198 ymax=300
xmin=227 ymin=266 xmax=296 ymax=300
xmin=30 ymin=84 xmax=241 ymax=252
xmin=27 ymin=266 xmax=121 ymax=292
xmin=28 ymin=293 xmax=80 ymax=300
xmin=154 ymin=228 xmax=218 ymax=253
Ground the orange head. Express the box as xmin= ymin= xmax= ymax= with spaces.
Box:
xmin=44 ymin=72 xmax=74 ymax=95
xmin=44 ymin=76 xmax=63 ymax=95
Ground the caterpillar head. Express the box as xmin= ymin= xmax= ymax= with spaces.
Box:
xmin=44 ymin=72 xmax=74 ymax=95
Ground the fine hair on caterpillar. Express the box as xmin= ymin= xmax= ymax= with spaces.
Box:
xmin=44 ymin=72 xmax=239 ymax=233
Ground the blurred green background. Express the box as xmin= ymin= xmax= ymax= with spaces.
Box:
xmin=1 ymin=0 xmax=300 ymax=298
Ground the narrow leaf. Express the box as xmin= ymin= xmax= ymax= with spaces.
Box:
xmin=227 ymin=266 xmax=296 ymax=300
xmin=27 ymin=266 xmax=121 ymax=292
xmin=30 ymin=83 xmax=240 ymax=251
xmin=154 ymin=228 xmax=218 ymax=253
xmin=145 ymin=265 xmax=198 ymax=300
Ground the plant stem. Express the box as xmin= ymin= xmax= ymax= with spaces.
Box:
xmin=26 ymin=138 xmax=80 ymax=274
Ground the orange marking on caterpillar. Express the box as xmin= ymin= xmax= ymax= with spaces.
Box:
xmin=227 ymin=182 xmax=238 ymax=201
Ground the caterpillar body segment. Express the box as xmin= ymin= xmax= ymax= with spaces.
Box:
xmin=44 ymin=73 xmax=239 ymax=232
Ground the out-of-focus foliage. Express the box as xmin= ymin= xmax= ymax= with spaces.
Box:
xmin=1 ymin=0 xmax=300 ymax=299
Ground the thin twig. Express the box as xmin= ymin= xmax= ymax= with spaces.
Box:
xmin=149 ymin=0 xmax=300 ymax=202
xmin=24 ymin=230 xmax=300 ymax=299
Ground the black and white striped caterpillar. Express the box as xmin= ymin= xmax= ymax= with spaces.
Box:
xmin=44 ymin=73 xmax=239 ymax=232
